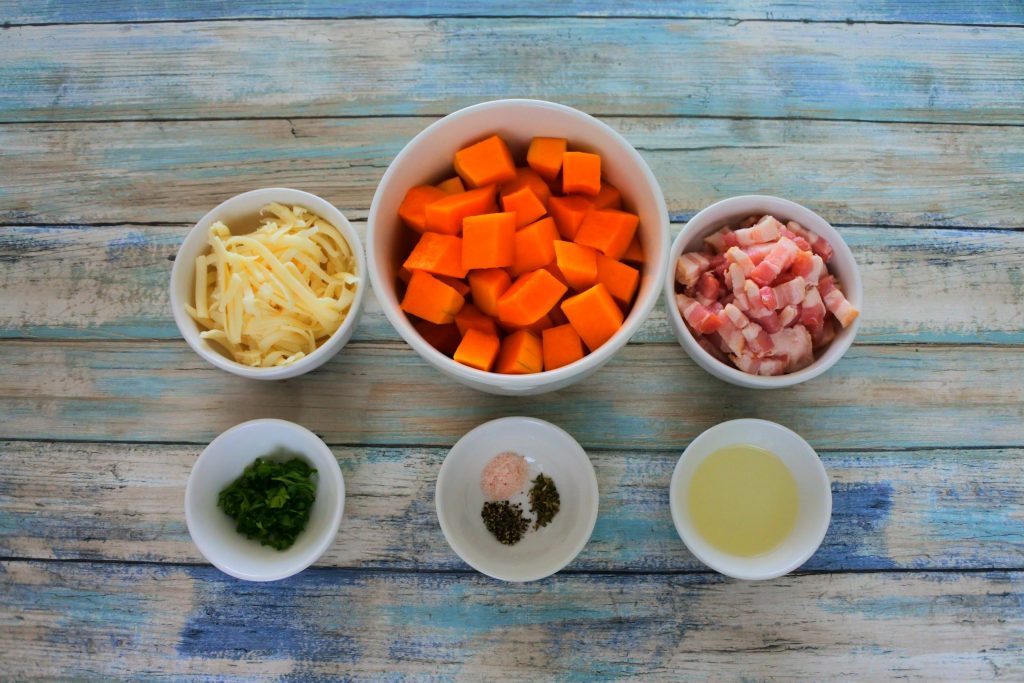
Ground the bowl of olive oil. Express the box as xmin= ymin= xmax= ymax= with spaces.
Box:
xmin=670 ymin=419 xmax=831 ymax=580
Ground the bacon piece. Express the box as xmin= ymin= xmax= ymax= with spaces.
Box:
xmin=675 ymin=252 xmax=712 ymax=287
xmin=787 ymin=220 xmax=834 ymax=262
xmin=743 ymin=243 xmax=775 ymax=265
xmin=749 ymin=237 xmax=800 ymax=286
xmin=741 ymin=323 xmax=774 ymax=355
xmin=676 ymin=293 xmax=722 ymax=334
xmin=811 ymin=317 xmax=837 ymax=349
xmin=770 ymin=325 xmax=814 ymax=372
xmin=738 ymin=215 xmax=761 ymax=229
xmin=779 ymin=226 xmax=812 ymax=252
xmin=818 ymin=276 xmax=859 ymax=328
xmin=779 ymin=305 xmax=799 ymax=328
xmin=722 ymin=303 xmax=749 ymax=329
xmin=703 ymin=227 xmax=734 ymax=254
xmin=742 ymin=280 xmax=783 ymax=332
xmin=710 ymin=254 xmax=728 ymax=278
xmin=734 ymin=215 xmax=783 ymax=247
xmin=725 ymin=246 xmax=756 ymax=276
xmin=726 ymin=263 xmax=746 ymax=293
xmin=790 ymin=250 xmax=826 ymax=285
xmin=715 ymin=315 xmax=747 ymax=356
xmin=698 ymin=271 xmax=721 ymax=301
xmin=800 ymin=287 xmax=826 ymax=329
xmin=766 ymin=276 xmax=807 ymax=310
xmin=732 ymin=352 xmax=786 ymax=376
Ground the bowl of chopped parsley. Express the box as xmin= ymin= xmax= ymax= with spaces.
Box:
xmin=435 ymin=417 xmax=599 ymax=582
xmin=185 ymin=418 xmax=345 ymax=581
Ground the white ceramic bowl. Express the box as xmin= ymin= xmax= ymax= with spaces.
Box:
xmin=435 ymin=417 xmax=599 ymax=582
xmin=185 ymin=418 xmax=345 ymax=581
xmin=170 ymin=188 xmax=367 ymax=380
xmin=669 ymin=419 xmax=831 ymax=580
xmin=368 ymin=99 xmax=670 ymax=395
xmin=664 ymin=195 xmax=863 ymax=388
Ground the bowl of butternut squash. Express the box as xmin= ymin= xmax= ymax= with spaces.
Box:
xmin=368 ymin=99 xmax=670 ymax=395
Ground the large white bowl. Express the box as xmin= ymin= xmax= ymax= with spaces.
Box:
xmin=185 ymin=419 xmax=345 ymax=581
xmin=170 ymin=188 xmax=367 ymax=380
xmin=435 ymin=417 xmax=599 ymax=582
xmin=669 ymin=419 xmax=832 ymax=581
xmin=368 ymin=99 xmax=670 ymax=395
xmin=664 ymin=195 xmax=863 ymax=388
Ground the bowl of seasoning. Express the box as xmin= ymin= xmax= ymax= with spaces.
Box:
xmin=185 ymin=418 xmax=345 ymax=581
xmin=435 ymin=416 xmax=599 ymax=582
xmin=669 ymin=419 xmax=832 ymax=580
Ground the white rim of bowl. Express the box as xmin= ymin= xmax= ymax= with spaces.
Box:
xmin=367 ymin=98 xmax=670 ymax=387
xmin=669 ymin=418 xmax=832 ymax=580
xmin=434 ymin=416 xmax=600 ymax=582
xmin=169 ymin=187 xmax=367 ymax=379
xmin=184 ymin=418 xmax=346 ymax=581
xmin=664 ymin=194 xmax=863 ymax=388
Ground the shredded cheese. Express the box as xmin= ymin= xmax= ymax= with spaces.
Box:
xmin=186 ymin=203 xmax=359 ymax=367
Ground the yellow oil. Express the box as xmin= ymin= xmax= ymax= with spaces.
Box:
xmin=687 ymin=444 xmax=798 ymax=557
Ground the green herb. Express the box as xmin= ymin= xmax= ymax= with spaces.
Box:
xmin=481 ymin=500 xmax=530 ymax=545
xmin=217 ymin=453 xmax=317 ymax=551
xmin=529 ymin=473 xmax=560 ymax=529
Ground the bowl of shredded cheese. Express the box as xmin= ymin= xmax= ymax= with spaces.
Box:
xmin=170 ymin=188 xmax=365 ymax=379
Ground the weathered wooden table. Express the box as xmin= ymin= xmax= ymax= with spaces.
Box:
xmin=2 ymin=2 xmax=1023 ymax=679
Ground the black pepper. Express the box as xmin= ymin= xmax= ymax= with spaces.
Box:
xmin=529 ymin=473 xmax=560 ymax=529
xmin=481 ymin=500 xmax=530 ymax=545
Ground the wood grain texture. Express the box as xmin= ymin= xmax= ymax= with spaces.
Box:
xmin=3 ymin=223 xmax=1023 ymax=345
xmin=2 ymin=440 xmax=1021 ymax=572
xmin=3 ymin=0 xmax=1023 ymax=26
xmin=3 ymin=561 xmax=1023 ymax=681
xmin=3 ymin=118 xmax=1022 ymax=227
xmin=2 ymin=20 xmax=1022 ymax=124
xmin=0 ymin=341 xmax=1021 ymax=451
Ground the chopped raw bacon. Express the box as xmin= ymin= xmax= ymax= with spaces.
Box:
xmin=733 ymin=352 xmax=786 ymax=376
xmin=676 ymin=294 xmax=722 ymax=334
xmin=750 ymin=236 xmax=800 ymax=286
xmin=779 ymin=305 xmax=799 ymax=328
xmin=787 ymin=220 xmax=834 ymax=262
xmin=703 ymin=227 xmax=734 ymax=254
xmin=734 ymin=215 xmax=783 ymax=247
xmin=675 ymin=213 xmax=857 ymax=376
xmin=725 ymin=246 xmax=756 ymax=275
xmin=800 ymin=287 xmax=826 ymax=329
xmin=698 ymin=271 xmax=722 ymax=301
xmin=819 ymin=276 xmax=859 ymax=328
xmin=761 ymin=276 xmax=806 ymax=310
xmin=675 ymin=252 xmax=711 ymax=288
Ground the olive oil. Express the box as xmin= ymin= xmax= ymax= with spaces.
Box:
xmin=687 ymin=445 xmax=798 ymax=557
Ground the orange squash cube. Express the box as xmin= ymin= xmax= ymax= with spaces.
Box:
xmin=596 ymin=254 xmax=640 ymax=306
xmin=574 ymin=209 xmax=639 ymax=260
xmin=496 ymin=269 xmax=568 ymax=327
xmin=510 ymin=217 xmax=559 ymax=277
xmin=453 ymin=328 xmax=501 ymax=371
xmin=527 ymin=137 xmax=567 ymax=182
xmin=562 ymin=151 xmax=601 ymax=196
xmin=553 ymin=240 xmax=599 ymax=292
xmin=399 ymin=185 xmax=449 ymax=233
xmin=561 ymin=282 xmax=624 ymax=351
xmin=468 ymin=268 xmax=512 ymax=317
xmin=462 ymin=212 xmax=517 ymax=269
xmin=542 ymin=324 xmax=585 ymax=370
xmin=424 ymin=185 xmax=497 ymax=235
xmin=400 ymin=270 xmax=465 ymax=325
xmin=454 ymin=135 xmax=517 ymax=188
xmin=501 ymin=185 xmax=547 ymax=228
xmin=548 ymin=195 xmax=594 ymax=240
xmin=402 ymin=232 xmax=467 ymax=279
xmin=495 ymin=330 xmax=543 ymax=374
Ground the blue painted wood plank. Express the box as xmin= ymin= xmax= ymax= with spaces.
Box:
xmin=3 ymin=224 xmax=1022 ymax=345
xmin=3 ymin=561 xmax=1022 ymax=679
xmin=0 ymin=341 xmax=1021 ymax=451
xmin=1 ymin=20 xmax=1022 ymax=123
xmin=2 ymin=1 xmax=1022 ymax=26
xmin=2 ymin=441 xmax=1021 ymax=572
xmin=3 ymin=118 xmax=1020 ymax=227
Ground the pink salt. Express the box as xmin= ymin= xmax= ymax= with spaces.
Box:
xmin=480 ymin=452 xmax=528 ymax=501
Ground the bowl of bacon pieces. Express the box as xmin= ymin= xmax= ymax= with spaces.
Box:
xmin=665 ymin=195 xmax=863 ymax=389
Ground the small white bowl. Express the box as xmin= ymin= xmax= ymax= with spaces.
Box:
xmin=185 ymin=418 xmax=345 ymax=581
xmin=435 ymin=417 xmax=599 ymax=582
xmin=368 ymin=98 xmax=670 ymax=395
xmin=664 ymin=195 xmax=863 ymax=388
xmin=669 ymin=419 xmax=831 ymax=580
xmin=170 ymin=187 xmax=367 ymax=380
